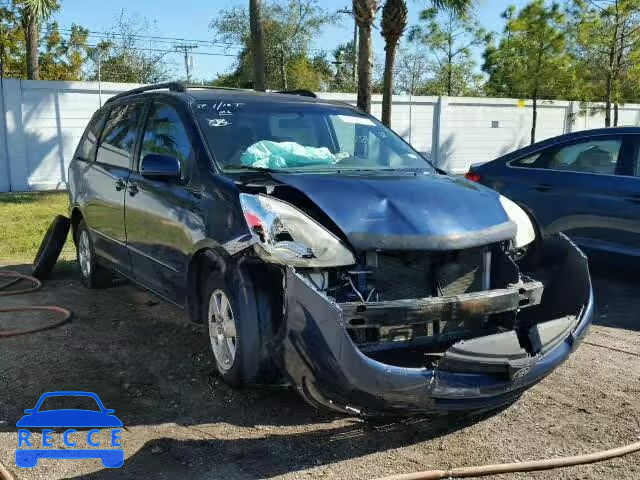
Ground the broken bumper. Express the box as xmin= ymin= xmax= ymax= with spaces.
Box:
xmin=281 ymin=235 xmax=593 ymax=416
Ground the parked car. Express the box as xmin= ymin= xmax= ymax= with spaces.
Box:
xmin=466 ymin=128 xmax=640 ymax=260
xmin=68 ymin=83 xmax=593 ymax=416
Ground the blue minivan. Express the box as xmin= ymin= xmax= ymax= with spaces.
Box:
xmin=67 ymin=83 xmax=593 ymax=416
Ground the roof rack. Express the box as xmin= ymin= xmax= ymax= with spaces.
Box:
xmin=276 ymin=89 xmax=317 ymax=98
xmin=105 ymin=83 xmax=319 ymax=105
xmin=105 ymin=82 xmax=187 ymax=104
xmin=184 ymin=84 xmax=252 ymax=93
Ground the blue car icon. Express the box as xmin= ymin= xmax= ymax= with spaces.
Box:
xmin=16 ymin=391 xmax=124 ymax=468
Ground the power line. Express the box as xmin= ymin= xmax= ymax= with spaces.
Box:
xmin=55 ymin=26 xmax=243 ymax=49
xmin=54 ymin=26 xmax=337 ymax=56
xmin=50 ymin=39 xmax=238 ymax=58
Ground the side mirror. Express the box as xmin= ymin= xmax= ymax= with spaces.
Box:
xmin=24 ymin=409 xmax=34 ymax=414
xmin=140 ymin=154 xmax=181 ymax=180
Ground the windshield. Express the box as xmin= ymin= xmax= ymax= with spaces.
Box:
xmin=192 ymin=100 xmax=433 ymax=173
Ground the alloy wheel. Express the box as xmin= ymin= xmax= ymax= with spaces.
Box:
xmin=78 ymin=230 xmax=92 ymax=279
xmin=207 ymin=289 xmax=238 ymax=372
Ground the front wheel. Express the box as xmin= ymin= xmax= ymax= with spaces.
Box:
xmin=76 ymin=220 xmax=111 ymax=289
xmin=201 ymin=267 xmax=269 ymax=386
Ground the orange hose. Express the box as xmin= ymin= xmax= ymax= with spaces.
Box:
xmin=376 ymin=440 xmax=640 ymax=480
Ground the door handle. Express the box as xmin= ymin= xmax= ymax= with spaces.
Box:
xmin=533 ymin=184 xmax=553 ymax=192
xmin=114 ymin=179 xmax=126 ymax=191
xmin=128 ymin=183 xmax=139 ymax=196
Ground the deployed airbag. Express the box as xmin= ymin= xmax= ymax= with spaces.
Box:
xmin=241 ymin=141 xmax=340 ymax=169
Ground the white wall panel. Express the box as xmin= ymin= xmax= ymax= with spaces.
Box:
xmin=440 ymin=99 xmax=569 ymax=173
xmin=2 ymin=84 xmax=639 ymax=191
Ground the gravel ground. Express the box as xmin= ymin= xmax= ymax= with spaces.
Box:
xmin=0 ymin=262 xmax=638 ymax=480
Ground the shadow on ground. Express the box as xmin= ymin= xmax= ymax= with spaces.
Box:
xmin=589 ymin=256 xmax=640 ymax=332
xmin=67 ymin=411 xmax=498 ymax=480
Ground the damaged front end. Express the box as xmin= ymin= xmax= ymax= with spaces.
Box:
xmin=234 ymin=180 xmax=592 ymax=416
xmin=279 ymin=234 xmax=592 ymax=416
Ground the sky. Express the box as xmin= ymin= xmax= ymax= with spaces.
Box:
xmin=53 ymin=0 xmax=532 ymax=81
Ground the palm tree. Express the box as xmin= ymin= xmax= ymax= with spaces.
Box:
xmin=380 ymin=0 xmax=407 ymax=127
xmin=249 ymin=0 xmax=266 ymax=91
xmin=353 ymin=0 xmax=379 ymax=113
xmin=432 ymin=0 xmax=474 ymax=16
xmin=21 ymin=0 xmax=57 ymax=80
xmin=22 ymin=0 xmax=58 ymax=80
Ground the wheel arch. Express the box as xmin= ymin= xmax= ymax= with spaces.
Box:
xmin=70 ymin=206 xmax=84 ymax=243
xmin=186 ymin=244 xmax=232 ymax=324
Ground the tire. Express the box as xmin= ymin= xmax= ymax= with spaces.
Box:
xmin=32 ymin=215 xmax=70 ymax=280
xmin=75 ymin=220 xmax=111 ymax=289
xmin=202 ymin=267 xmax=263 ymax=386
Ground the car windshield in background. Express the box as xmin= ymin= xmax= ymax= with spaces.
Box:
xmin=192 ymin=100 xmax=433 ymax=173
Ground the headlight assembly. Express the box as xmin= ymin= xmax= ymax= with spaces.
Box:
xmin=239 ymin=193 xmax=356 ymax=267
xmin=499 ymin=195 xmax=536 ymax=249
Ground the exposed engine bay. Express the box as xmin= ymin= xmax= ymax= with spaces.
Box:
xmin=298 ymin=244 xmax=545 ymax=366
xmin=232 ymin=174 xmax=592 ymax=415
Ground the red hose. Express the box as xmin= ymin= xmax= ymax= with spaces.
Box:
xmin=376 ymin=440 xmax=640 ymax=480
xmin=0 ymin=270 xmax=72 ymax=338
xmin=0 ymin=271 xmax=41 ymax=296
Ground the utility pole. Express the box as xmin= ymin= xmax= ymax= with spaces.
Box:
xmin=337 ymin=6 xmax=358 ymax=84
xmin=279 ymin=44 xmax=288 ymax=90
xmin=97 ymin=50 xmax=102 ymax=107
xmin=174 ymin=44 xmax=198 ymax=83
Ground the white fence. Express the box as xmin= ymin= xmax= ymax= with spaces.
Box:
xmin=2 ymin=79 xmax=640 ymax=192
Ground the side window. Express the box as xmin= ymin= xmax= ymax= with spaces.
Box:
xmin=511 ymin=152 xmax=543 ymax=168
xmin=97 ymin=103 xmax=144 ymax=169
xmin=330 ymin=117 xmax=356 ymax=154
xmin=330 ymin=117 xmax=404 ymax=167
xmin=76 ymin=110 xmax=108 ymax=162
xmin=268 ymin=114 xmax=320 ymax=147
xmin=547 ymin=139 xmax=621 ymax=175
xmin=140 ymin=103 xmax=193 ymax=178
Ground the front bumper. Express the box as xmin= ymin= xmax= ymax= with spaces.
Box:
xmin=280 ymin=234 xmax=593 ymax=416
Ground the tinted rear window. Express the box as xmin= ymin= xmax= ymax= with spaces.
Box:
xmin=97 ymin=103 xmax=145 ymax=169
xmin=76 ymin=110 xmax=108 ymax=162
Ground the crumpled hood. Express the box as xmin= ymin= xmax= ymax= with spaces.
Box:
xmin=269 ymin=172 xmax=516 ymax=251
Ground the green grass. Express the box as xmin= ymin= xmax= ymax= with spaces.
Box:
xmin=0 ymin=191 xmax=75 ymax=266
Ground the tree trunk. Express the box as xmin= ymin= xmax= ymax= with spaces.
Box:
xmin=279 ymin=44 xmax=287 ymax=90
xmin=357 ymin=23 xmax=373 ymax=113
xmin=381 ymin=40 xmax=397 ymax=127
xmin=605 ymin=20 xmax=619 ymax=128
xmin=249 ymin=0 xmax=266 ymax=91
xmin=0 ymin=43 xmax=5 ymax=79
xmin=605 ymin=71 xmax=613 ymax=128
xmin=531 ymin=92 xmax=537 ymax=145
xmin=25 ymin=17 xmax=39 ymax=80
xmin=614 ymin=102 xmax=619 ymax=126
xmin=447 ymin=35 xmax=453 ymax=96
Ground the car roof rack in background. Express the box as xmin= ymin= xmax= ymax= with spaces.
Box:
xmin=105 ymin=82 xmax=187 ymax=104
xmin=276 ymin=89 xmax=317 ymax=98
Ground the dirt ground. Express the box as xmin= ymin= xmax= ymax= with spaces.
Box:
xmin=0 ymin=261 xmax=638 ymax=480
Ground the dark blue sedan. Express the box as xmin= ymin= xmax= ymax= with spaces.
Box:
xmin=466 ymin=127 xmax=640 ymax=258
